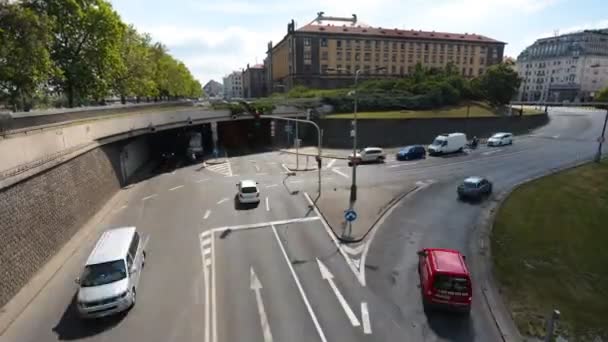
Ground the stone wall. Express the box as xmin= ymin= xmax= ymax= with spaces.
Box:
xmin=0 ymin=146 xmax=121 ymax=308
xmin=317 ymin=114 xmax=550 ymax=148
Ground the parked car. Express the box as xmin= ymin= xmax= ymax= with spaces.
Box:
xmin=348 ymin=147 xmax=386 ymax=165
xmin=396 ymin=145 xmax=426 ymax=161
xmin=236 ymin=179 xmax=260 ymax=204
xmin=487 ymin=132 xmax=513 ymax=147
xmin=457 ymin=176 xmax=493 ymax=201
xmin=76 ymin=227 xmax=146 ymax=319
xmin=428 ymin=133 xmax=467 ymax=155
xmin=418 ymin=248 xmax=472 ymax=313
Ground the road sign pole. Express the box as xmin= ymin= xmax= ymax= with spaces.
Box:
xmin=295 ymin=117 xmax=299 ymax=169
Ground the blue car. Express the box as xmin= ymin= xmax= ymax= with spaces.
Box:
xmin=396 ymin=145 xmax=426 ymax=161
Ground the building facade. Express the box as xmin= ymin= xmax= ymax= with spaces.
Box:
xmin=203 ymin=80 xmax=223 ymax=98
xmin=516 ymin=29 xmax=608 ymax=102
xmin=242 ymin=64 xmax=267 ymax=98
xmin=267 ymin=13 xmax=505 ymax=91
xmin=222 ymin=71 xmax=243 ymax=99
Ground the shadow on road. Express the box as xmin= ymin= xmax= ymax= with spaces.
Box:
xmin=425 ymin=309 xmax=474 ymax=341
xmin=52 ymin=294 xmax=126 ymax=340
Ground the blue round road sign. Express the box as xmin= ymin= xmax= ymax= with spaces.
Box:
xmin=344 ymin=209 xmax=357 ymax=222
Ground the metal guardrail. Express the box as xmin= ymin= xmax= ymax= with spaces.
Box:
xmin=510 ymin=101 xmax=608 ymax=107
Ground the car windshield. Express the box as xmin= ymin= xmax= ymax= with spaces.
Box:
xmin=432 ymin=139 xmax=446 ymax=146
xmin=80 ymin=260 xmax=127 ymax=287
xmin=241 ymin=186 xmax=257 ymax=193
xmin=433 ymin=275 xmax=469 ymax=293
xmin=464 ymin=181 xmax=479 ymax=188
xmin=491 ymin=134 xmax=504 ymax=139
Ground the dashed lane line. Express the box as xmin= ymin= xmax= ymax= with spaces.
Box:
xmin=169 ymin=185 xmax=184 ymax=191
xmin=142 ymin=194 xmax=158 ymax=201
xmin=217 ymin=198 xmax=229 ymax=204
xmin=203 ymin=210 xmax=211 ymax=220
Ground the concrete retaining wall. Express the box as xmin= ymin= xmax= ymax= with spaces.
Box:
xmin=0 ymin=146 xmax=122 ymax=308
xmin=120 ymin=136 xmax=150 ymax=183
xmin=318 ymin=115 xmax=550 ymax=148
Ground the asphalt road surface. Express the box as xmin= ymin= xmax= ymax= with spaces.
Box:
xmin=2 ymin=107 xmax=605 ymax=342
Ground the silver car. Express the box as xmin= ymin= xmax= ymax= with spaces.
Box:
xmin=76 ymin=227 xmax=146 ymax=318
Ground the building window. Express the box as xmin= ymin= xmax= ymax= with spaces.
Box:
xmin=375 ymin=53 xmax=380 ymax=61
xmin=469 ymin=57 xmax=474 ymax=64
xmin=321 ymin=38 xmax=328 ymax=47
xmin=364 ymin=65 xmax=371 ymax=74
xmin=393 ymin=41 xmax=397 ymax=49
xmin=392 ymin=54 xmax=397 ymax=62
xmin=408 ymin=54 xmax=414 ymax=62
xmin=337 ymin=51 xmax=343 ymax=61
xmin=469 ymin=68 xmax=473 ymax=76
xmin=457 ymin=45 xmax=461 ymax=53
xmin=321 ymin=51 xmax=328 ymax=61
xmin=456 ymin=56 xmax=460 ymax=64
xmin=346 ymin=51 xmax=352 ymax=60
xmin=346 ymin=65 xmax=352 ymax=74
xmin=304 ymin=51 xmax=312 ymax=64
xmin=364 ymin=52 xmax=371 ymax=62
xmin=355 ymin=40 xmax=361 ymax=50
xmin=408 ymin=66 xmax=413 ymax=74
xmin=400 ymin=66 xmax=404 ymax=75
xmin=304 ymin=38 xmax=311 ymax=46
xmin=440 ymin=44 xmax=444 ymax=52
xmin=431 ymin=55 xmax=436 ymax=63
xmin=391 ymin=65 xmax=396 ymax=74
xmin=480 ymin=57 xmax=485 ymax=65
xmin=345 ymin=40 xmax=352 ymax=50
xmin=439 ymin=55 xmax=444 ymax=63
xmin=462 ymin=67 xmax=466 ymax=76
xmin=320 ymin=64 xmax=328 ymax=74
xmin=400 ymin=54 xmax=405 ymax=63
xmin=336 ymin=64 xmax=342 ymax=74
xmin=479 ymin=67 xmax=484 ymax=75
xmin=424 ymin=55 xmax=429 ymax=63
xmin=355 ymin=53 xmax=360 ymax=61
xmin=401 ymin=43 xmax=405 ymax=50
xmin=425 ymin=43 xmax=429 ymax=51
xmin=383 ymin=53 xmax=389 ymax=62
xmin=384 ymin=41 xmax=389 ymax=51
xmin=337 ymin=40 xmax=342 ymax=48
xmin=375 ymin=40 xmax=381 ymax=50
xmin=364 ymin=40 xmax=371 ymax=50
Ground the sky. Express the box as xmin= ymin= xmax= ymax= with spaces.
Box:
xmin=109 ymin=0 xmax=608 ymax=85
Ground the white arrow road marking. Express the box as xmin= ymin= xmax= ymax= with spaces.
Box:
xmin=331 ymin=167 xmax=349 ymax=178
xmin=250 ymin=267 xmax=274 ymax=342
xmin=203 ymin=210 xmax=211 ymax=220
xmin=281 ymin=163 xmax=291 ymax=173
xmin=272 ymin=225 xmax=327 ymax=342
xmin=361 ymin=302 xmax=372 ymax=334
xmin=265 ymin=197 xmax=270 ymax=212
xmin=254 ymin=164 xmax=261 ymax=172
xmin=316 ymin=258 xmax=361 ymax=327
xmin=326 ymin=159 xmax=337 ymax=168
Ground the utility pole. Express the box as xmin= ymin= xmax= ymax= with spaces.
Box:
xmin=350 ymin=69 xmax=361 ymax=206
xmin=596 ymin=107 xmax=608 ymax=163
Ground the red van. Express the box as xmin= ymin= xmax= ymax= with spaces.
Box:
xmin=417 ymin=248 xmax=472 ymax=313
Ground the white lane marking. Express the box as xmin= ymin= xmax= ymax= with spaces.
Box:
xmin=304 ymin=193 xmax=364 ymax=286
xmin=265 ymin=197 xmax=270 ymax=212
xmin=326 ymin=159 xmax=337 ymax=168
xmin=342 ymin=244 xmax=365 ymax=256
xmin=169 ymin=185 xmax=184 ymax=191
xmin=256 ymin=173 xmax=268 ymax=176
xmin=271 ymin=225 xmax=328 ymax=342
xmin=267 ymin=162 xmax=278 ymax=165
xmin=266 ymin=184 xmax=279 ymax=188
xmin=142 ymin=194 xmax=157 ymax=201
xmin=317 ymin=258 xmax=361 ymax=327
xmin=331 ymin=167 xmax=349 ymax=178
xmin=204 ymin=210 xmax=211 ymax=220
xmin=482 ymin=150 xmax=500 ymax=156
xmin=289 ymin=180 xmax=303 ymax=184
xmin=199 ymin=232 xmax=213 ymax=342
xmin=115 ymin=204 xmax=128 ymax=212
xmin=196 ymin=178 xmax=210 ymax=183
xmin=359 ymin=182 xmax=433 ymax=285
xmin=203 ymin=248 xmax=211 ymax=257
xmin=217 ymin=198 xmax=229 ymax=204
xmin=212 ymin=229 xmax=217 ymax=342
xmin=388 ymin=162 xmax=419 ymax=168
xmin=209 ymin=216 xmax=320 ymax=233
xmin=281 ymin=163 xmax=291 ymax=173
xmin=254 ymin=164 xmax=261 ymax=172
xmin=250 ymin=267 xmax=274 ymax=342
xmin=553 ymin=135 xmax=560 ymax=139
xmin=361 ymin=302 xmax=372 ymax=334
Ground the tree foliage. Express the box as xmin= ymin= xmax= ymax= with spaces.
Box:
xmin=0 ymin=0 xmax=201 ymax=111
xmin=596 ymin=87 xmax=608 ymax=102
xmin=478 ymin=63 xmax=521 ymax=106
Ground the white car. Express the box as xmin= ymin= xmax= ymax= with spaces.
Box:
xmin=237 ymin=179 xmax=260 ymax=204
xmin=487 ymin=133 xmax=513 ymax=147
xmin=348 ymin=147 xmax=386 ymax=165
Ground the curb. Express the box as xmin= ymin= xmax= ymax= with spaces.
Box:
xmin=204 ymin=158 xmax=227 ymax=165
xmin=471 ymin=157 xmax=594 ymax=342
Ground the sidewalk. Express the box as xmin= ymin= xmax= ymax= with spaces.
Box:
xmin=315 ymin=183 xmax=417 ymax=240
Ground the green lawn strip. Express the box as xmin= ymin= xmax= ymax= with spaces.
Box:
xmin=492 ymin=162 xmax=608 ymax=340
xmin=325 ymin=104 xmax=497 ymax=119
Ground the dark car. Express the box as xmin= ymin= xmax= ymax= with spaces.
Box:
xmin=457 ymin=177 xmax=493 ymax=201
xmin=396 ymin=145 xmax=426 ymax=161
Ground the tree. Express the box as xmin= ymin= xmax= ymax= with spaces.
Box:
xmin=596 ymin=87 xmax=608 ymax=102
xmin=0 ymin=3 xmax=54 ymax=111
xmin=479 ymin=63 xmax=521 ymax=106
xmin=113 ymin=25 xmax=156 ymax=103
xmin=32 ymin=0 xmax=124 ymax=107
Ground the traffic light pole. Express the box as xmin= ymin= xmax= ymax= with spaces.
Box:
xmin=261 ymin=114 xmax=323 ymax=203
xmin=595 ymin=108 xmax=608 ymax=163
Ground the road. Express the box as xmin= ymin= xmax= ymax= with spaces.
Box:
xmin=1 ymin=107 xmax=604 ymax=342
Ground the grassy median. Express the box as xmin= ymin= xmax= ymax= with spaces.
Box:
xmin=492 ymin=162 xmax=608 ymax=340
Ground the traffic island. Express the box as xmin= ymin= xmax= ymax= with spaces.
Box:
xmin=315 ymin=183 xmax=417 ymax=240
xmin=491 ymin=161 xmax=608 ymax=341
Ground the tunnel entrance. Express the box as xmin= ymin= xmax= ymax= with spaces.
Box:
xmin=217 ymin=119 xmax=271 ymax=156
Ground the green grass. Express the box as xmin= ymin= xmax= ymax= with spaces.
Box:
xmin=492 ymin=162 xmax=608 ymax=340
xmin=325 ymin=103 xmax=498 ymax=119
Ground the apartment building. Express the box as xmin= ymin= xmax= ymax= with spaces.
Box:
xmin=242 ymin=64 xmax=267 ymax=98
xmin=266 ymin=13 xmax=505 ymax=91
xmin=517 ymin=29 xmax=608 ymax=102
xmin=222 ymin=71 xmax=243 ymax=99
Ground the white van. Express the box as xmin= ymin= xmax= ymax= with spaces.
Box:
xmin=76 ymin=227 xmax=146 ymax=318
xmin=428 ymin=133 xmax=467 ymax=155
